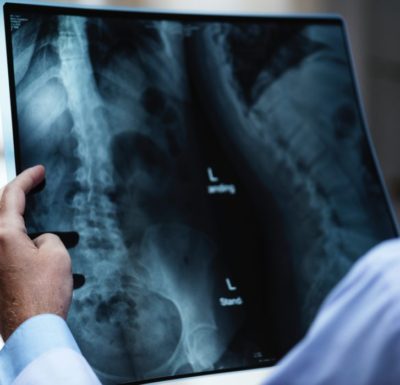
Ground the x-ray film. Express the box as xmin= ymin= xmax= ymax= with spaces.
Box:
xmin=3 ymin=3 xmax=398 ymax=384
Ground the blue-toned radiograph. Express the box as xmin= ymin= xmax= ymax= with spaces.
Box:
xmin=12 ymin=15 xmax=240 ymax=383
xmin=9 ymin=11 xmax=395 ymax=385
xmin=189 ymin=22 xmax=392 ymax=325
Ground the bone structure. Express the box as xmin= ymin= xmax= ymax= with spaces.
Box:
xmin=11 ymin=13 xmax=395 ymax=384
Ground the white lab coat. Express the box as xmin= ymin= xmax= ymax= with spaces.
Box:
xmin=13 ymin=348 xmax=101 ymax=385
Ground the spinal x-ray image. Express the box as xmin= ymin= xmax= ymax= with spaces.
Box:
xmin=5 ymin=5 xmax=397 ymax=384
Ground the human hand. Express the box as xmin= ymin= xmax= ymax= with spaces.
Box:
xmin=0 ymin=165 xmax=73 ymax=340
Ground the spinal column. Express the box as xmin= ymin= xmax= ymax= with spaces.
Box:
xmin=55 ymin=17 xmax=227 ymax=384
xmin=56 ymin=16 xmax=137 ymax=382
xmin=57 ymin=16 xmax=127 ymax=282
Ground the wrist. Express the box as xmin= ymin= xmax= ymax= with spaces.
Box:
xmin=0 ymin=292 xmax=70 ymax=341
xmin=0 ymin=298 xmax=47 ymax=341
xmin=0 ymin=304 xmax=30 ymax=341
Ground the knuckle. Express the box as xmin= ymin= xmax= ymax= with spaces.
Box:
xmin=40 ymin=233 xmax=59 ymax=242
xmin=37 ymin=233 xmax=63 ymax=248
xmin=0 ymin=227 xmax=16 ymax=243
xmin=54 ymin=249 xmax=72 ymax=269
xmin=34 ymin=233 xmax=46 ymax=243
xmin=63 ymin=254 xmax=72 ymax=270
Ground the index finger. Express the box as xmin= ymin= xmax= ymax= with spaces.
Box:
xmin=0 ymin=165 xmax=45 ymax=219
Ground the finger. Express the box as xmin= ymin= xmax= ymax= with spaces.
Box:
xmin=33 ymin=232 xmax=67 ymax=251
xmin=34 ymin=234 xmax=72 ymax=280
xmin=6 ymin=165 xmax=45 ymax=195
xmin=0 ymin=166 xmax=45 ymax=218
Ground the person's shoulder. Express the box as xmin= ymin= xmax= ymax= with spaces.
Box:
xmin=356 ymin=238 xmax=400 ymax=294
xmin=362 ymin=238 xmax=400 ymax=269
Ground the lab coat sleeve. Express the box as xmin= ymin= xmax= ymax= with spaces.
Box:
xmin=0 ymin=314 xmax=101 ymax=385
xmin=264 ymin=238 xmax=400 ymax=385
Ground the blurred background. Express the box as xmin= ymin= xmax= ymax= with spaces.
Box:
xmin=1 ymin=0 xmax=400 ymax=219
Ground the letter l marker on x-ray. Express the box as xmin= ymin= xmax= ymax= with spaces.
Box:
xmin=208 ymin=167 xmax=219 ymax=183
xmin=226 ymin=278 xmax=237 ymax=291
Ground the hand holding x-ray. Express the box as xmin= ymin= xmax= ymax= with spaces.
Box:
xmin=0 ymin=166 xmax=73 ymax=341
